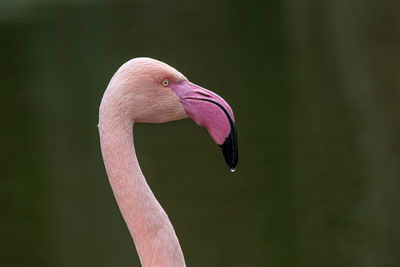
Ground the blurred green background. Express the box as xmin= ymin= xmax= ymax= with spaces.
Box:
xmin=1 ymin=0 xmax=400 ymax=266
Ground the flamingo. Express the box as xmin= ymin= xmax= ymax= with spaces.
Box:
xmin=98 ymin=57 xmax=238 ymax=267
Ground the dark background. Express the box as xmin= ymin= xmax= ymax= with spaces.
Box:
xmin=1 ymin=0 xmax=400 ymax=266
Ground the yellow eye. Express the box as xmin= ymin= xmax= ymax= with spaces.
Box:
xmin=162 ymin=79 xmax=170 ymax=87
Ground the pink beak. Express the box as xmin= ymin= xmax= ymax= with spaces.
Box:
xmin=170 ymin=80 xmax=238 ymax=170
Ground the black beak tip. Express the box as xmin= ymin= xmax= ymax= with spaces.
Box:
xmin=219 ymin=124 xmax=238 ymax=171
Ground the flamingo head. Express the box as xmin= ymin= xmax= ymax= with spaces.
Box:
xmin=105 ymin=57 xmax=238 ymax=170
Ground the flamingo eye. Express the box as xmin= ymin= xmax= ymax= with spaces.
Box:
xmin=162 ymin=79 xmax=170 ymax=87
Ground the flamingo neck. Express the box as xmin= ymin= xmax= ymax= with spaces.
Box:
xmin=98 ymin=100 xmax=186 ymax=267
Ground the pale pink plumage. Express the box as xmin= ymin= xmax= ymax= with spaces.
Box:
xmin=98 ymin=57 xmax=237 ymax=266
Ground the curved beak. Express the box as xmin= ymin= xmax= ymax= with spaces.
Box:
xmin=170 ymin=80 xmax=238 ymax=170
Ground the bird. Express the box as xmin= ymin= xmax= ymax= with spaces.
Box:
xmin=98 ymin=57 xmax=238 ymax=267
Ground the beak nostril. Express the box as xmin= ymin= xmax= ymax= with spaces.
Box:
xmin=196 ymin=90 xmax=212 ymax=97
